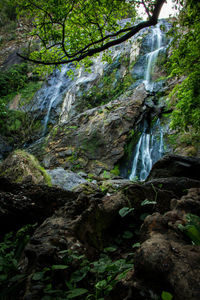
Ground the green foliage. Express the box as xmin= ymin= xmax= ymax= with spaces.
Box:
xmin=32 ymin=248 xmax=134 ymax=299
xmin=169 ymin=72 xmax=200 ymax=132
xmin=102 ymin=170 xmax=111 ymax=179
xmin=167 ymin=0 xmax=200 ymax=134
xmin=0 ymin=64 xmax=29 ymax=97
xmin=0 ymin=63 xmax=43 ymax=146
xmin=14 ymin=0 xmax=139 ymax=66
xmin=119 ymin=207 xmax=134 ymax=218
xmin=141 ymin=199 xmax=157 ymax=206
xmin=0 ymin=224 xmax=37 ymax=298
xmin=110 ymin=165 xmax=120 ymax=177
xmin=0 ymin=0 xmax=17 ymax=26
xmin=178 ymin=214 xmax=200 ymax=245
xmin=132 ymin=242 xmax=141 ymax=249
xmin=161 ymin=291 xmax=173 ymax=300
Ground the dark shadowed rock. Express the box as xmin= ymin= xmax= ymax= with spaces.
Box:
xmin=147 ymin=154 xmax=200 ymax=181
xmin=0 ymin=177 xmax=77 ymax=235
xmin=135 ymin=188 xmax=200 ymax=300
xmin=0 ymin=135 xmax=12 ymax=160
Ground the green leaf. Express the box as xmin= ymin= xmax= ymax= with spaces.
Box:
xmin=141 ymin=199 xmax=156 ymax=206
xmin=95 ymin=279 xmax=107 ymax=290
xmin=51 ymin=264 xmax=69 ymax=270
xmin=58 ymin=250 xmax=69 ymax=254
xmin=119 ymin=207 xmax=134 ymax=217
xmin=132 ymin=242 xmax=141 ymax=249
xmin=67 ymin=288 xmax=88 ymax=299
xmin=161 ymin=291 xmax=173 ymax=300
xmin=32 ymin=271 xmax=45 ymax=281
xmin=70 ymin=267 xmax=89 ymax=283
xmin=103 ymin=246 xmax=118 ymax=253
xmin=185 ymin=225 xmax=200 ymax=245
xmin=117 ymin=268 xmax=132 ymax=280
xmin=122 ymin=231 xmax=133 ymax=239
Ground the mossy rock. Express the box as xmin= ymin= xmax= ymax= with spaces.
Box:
xmin=0 ymin=149 xmax=52 ymax=186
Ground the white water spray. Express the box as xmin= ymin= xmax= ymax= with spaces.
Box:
xmin=129 ymin=119 xmax=164 ymax=181
xmin=42 ymin=66 xmax=69 ymax=135
xmin=143 ymin=24 xmax=164 ymax=91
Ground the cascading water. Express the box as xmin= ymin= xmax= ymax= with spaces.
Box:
xmin=42 ymin=65 xmax=70 ymax=135
xmin=129 ymin=119 xmax=164 ymax=181
xmin=143 ymin=23 xmax=164 ymax=91
xmin=127 ymin=21 xmax=171 ymax=180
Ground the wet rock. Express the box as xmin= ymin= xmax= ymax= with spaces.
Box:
xmin=47 ymin=168 xmax=88 ymax=191
xmin=32 ymin=85 xmax=147 ymax=176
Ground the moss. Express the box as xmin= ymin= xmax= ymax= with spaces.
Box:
xmin=110 ymin=165 xmax=120 ymax=176
xmin=50 ymin=126 xmax=59 ymax=139
xmin=39 ymin=166 xmax=52 ymax=187
xmin=81 ymin=132 xmax=105 ymax=156
xmin=0 ymin=150 xmax=52 ymax=186
xmin=168 ymin=130 xmax=200 ymax=157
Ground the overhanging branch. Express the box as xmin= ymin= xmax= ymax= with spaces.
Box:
xmin=17 ymin=0 xmax=166 ymax=65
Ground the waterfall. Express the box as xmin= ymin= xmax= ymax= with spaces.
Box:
xmin=127 ymin=21 xmax=171 ymax=180
xmin=143 ymin=24 xmax=164 ymax=91
xmin=42 ymin=65 xmax=70 ymax=135
xmin=129 ymin=119 xmax=164 ymax=181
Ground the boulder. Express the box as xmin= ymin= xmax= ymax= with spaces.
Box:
xmin=0 ymin=149 xmax=52 ymax=185
xmin=47 ymin=167 xmax=88 ymax=191
xmin=135 ymin=188 xmax=200 ymax=300
xmin=0 ymin=177 xmax=77 ymax=235
xmin=147 ymin=154 xmax=200 ymax=181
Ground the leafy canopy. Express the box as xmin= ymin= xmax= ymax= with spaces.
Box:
xmin=15 ymin=0 xmax=166 ymax=66
xmin=167 ymin=0 xmax=200 ymax=133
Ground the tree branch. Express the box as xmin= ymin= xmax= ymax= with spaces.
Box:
xmin=17 ymin=0 xmax=166 ymax=65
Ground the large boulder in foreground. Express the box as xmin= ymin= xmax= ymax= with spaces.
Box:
xmin=134 ymin=188 xmax=200 ymax=300
xmin=0 ymin=150 xmax=52 ymax=185
xmin=0 ymin=177 xmax=77 ymax=234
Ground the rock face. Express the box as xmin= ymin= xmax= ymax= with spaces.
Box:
xmin=34 ymin=85 xmax=147 ymax=175
xmin=0 ymin=149 xmax=51 ymax=185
